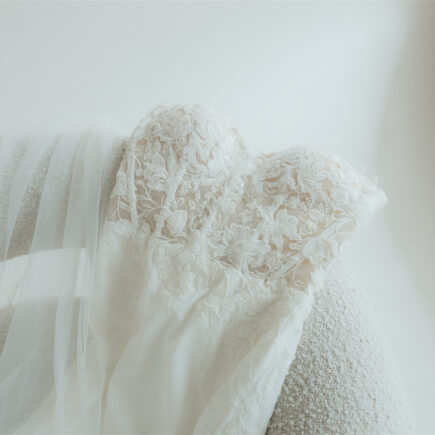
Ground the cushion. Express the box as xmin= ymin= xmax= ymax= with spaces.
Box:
xmin=267 ymin=258 xmax=414 ymax=434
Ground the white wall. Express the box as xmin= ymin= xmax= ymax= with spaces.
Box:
xmin=1 ymin=1 xmax=434 ymax=431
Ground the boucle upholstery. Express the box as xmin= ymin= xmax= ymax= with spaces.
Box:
xmin=267 ymin=259 xmax=413 ymax=434
xmin=0 ymin=135 xmax=413 ymax=433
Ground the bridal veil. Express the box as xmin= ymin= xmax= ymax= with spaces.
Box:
xmin=0 ymin=130 xmax=124 ymax=433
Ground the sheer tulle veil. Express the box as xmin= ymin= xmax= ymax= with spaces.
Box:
xmin=0 ymin=130 xmax=124 ymax=433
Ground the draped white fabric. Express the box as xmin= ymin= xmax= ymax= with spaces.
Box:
xmin=0 ymin=131 xmax=124 ymax=433
xmin=0 ymin=105 xmax=386 ymax=433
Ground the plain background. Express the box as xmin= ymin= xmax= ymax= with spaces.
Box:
xmin=0 ymin=1 xmax=434 ymax=432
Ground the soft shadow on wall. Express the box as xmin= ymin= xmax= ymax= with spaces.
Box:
xmin=378 ymin=4 xmax=435 ymax=317
xmin=377 ymin=2 xmax=435 ymax=431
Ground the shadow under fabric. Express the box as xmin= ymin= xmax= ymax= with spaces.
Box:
xmin=0 ymin=105 xmax=413 ymax=433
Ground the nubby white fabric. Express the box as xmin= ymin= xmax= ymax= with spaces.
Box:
xmin=0 ymin=105 xmax=387 ymax=433
xmin=267 ymin=258 xmax=414 ymax=434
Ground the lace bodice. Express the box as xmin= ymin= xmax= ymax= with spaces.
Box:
xmin=2 ymin=105 xmax=387 ymax=435
xmin=108 ymin=104 xmax=385 ymax=293
xmin=91 ymin=104 xmax=387 ymax=434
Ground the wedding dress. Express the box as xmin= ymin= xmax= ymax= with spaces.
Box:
xmin=0 ymin=104 xmax=386 ymax=434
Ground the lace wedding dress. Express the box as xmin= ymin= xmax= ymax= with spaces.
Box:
xmin=0 ymin=105 xmax=386 ymax=434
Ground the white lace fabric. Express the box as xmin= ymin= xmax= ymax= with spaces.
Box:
xmin=97 ymin=104 xmax=386 ymax=433
xmin=108 ymin=105 xmax=384 ymax=287
xmin=10 ymin=105 xmax=386 ymax=434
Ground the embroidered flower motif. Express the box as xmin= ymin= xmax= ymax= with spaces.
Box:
xmin=166 ymin=209 xmax=188 ymax=237
xmin=112 ymin=173 xmax=128 ymax=196
xmin=302 ymin=237 xmax=332 ymax=265
xmin=286 ymin=196 xmax=301 ymax=210
xmin=275 ymin=209 xmax=299 ymax=240
xmin=107 ymin=104 xmax=385 ymax=298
